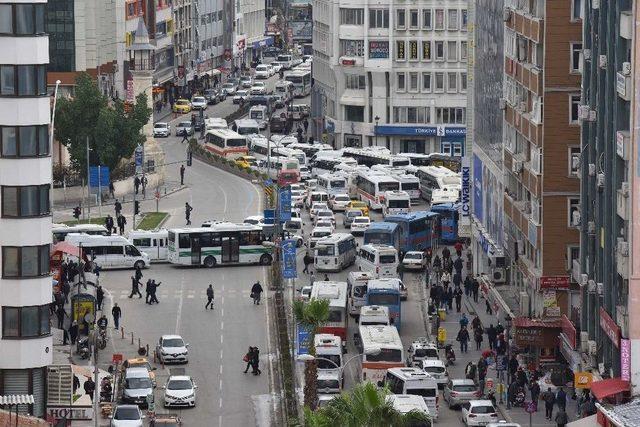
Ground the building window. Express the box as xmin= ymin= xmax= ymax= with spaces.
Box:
xmin=393 ymin=107 xmax=428 ymax=124
xmin=435 ymin=9 xmax=444 ymax=30
xmin=571 ymin=0 xmax=582 ymax=21
xmin=435 ymin=72 xmax=444 ymax=92
xmin=409 ymin=72 xmax=418 ymax=91
xmin=447 ymin=41 xmax=457 ymax=61
xmin=422 ymin=73 xmax=432 ymax=92
xmin=0 ymin=4 xmax=46 ymax=36
xmin=369 ymin=9 xmax=389 ymax=29
xmin=422 ymin=41 xmax=431 ymax=61
xmin=2 ymin=305 xmax=51 ymax=338
xmin=461 ymin=9 xmax=468 ymax=29
xmin=396 ymin=40 xmax=406 ymax=60
xmin=0 ymin=65 xmax=47 ymax=97
xmin=1 ymin=185 xmax=50 ymax=217
xmin=569 ymin=146 xmax=581 ymax=177
xmin=447 ymin=72 xmax=457 ymax=92
xmin=397 ymin=72 xmax=406 ymax=91
xmin=409 ymin=9 xmax=419 ymax=28
xmin=567 ymin=246 xmax=580 ymax=270
xmin=344 ymin=134 xmax=363 ymax=147
xmin=568 ymin=197 xmax=581 ymax=227
xmin=422 ymin=9 xmax=432 ymax=29
xmin=345 ymin=74 xmax=366 ymax=90
xmin=344 ymin=105 xmax=364 ymax=122
xmin=435 ymin=41 xmax=444 ymax=60
xmin=447 ymin=9 xmax=458 ymax=30
xmin=46 ymin=0 xmax=76 ymax=72
xmin=340 ymin=8 xmax=364 ymax=24
xmin=436 ymin=107 xmax=466 ymax=124
xmin=570 ymin=94 xmax=580 ymax=124
xmin=396 ymin=9 xmax=406 ymax=29
xmin=2 ymin=245 xmax=50 ymax=279
xmin=1 ymin=125 xmax=49 ymax=157
xmin=340 ymin=39 xmax=364 ymax=56
xmin=460 ymin=41 xmax=468 ymax=61
xmin=460 ymin=73 xmax=467 ymax=92
xmin=408 ymin=40 xmax=418 ymax=60
xmin=570 ymin=42 xmax=582 ymax=73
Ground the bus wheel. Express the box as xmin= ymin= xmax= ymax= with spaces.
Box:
xmin=260 ymin=254 xmax=273 ymax=265
xmin=134 ymin=260 xmax=146 ymax=270
xmin=204 ymin=256 xmax=217 ymax=268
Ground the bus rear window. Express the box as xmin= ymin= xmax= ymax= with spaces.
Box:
xmin=406 ymin=388 xmax=437 ymax=398
xmin=368 ymin=294 xmax=398 ymax=306
xmin=327 ymin=310 xmax=342 ymax=322
xmin=316 ymin=246 xmax=335 ymax=256
xmin=367 ymin=349 xmax=402 ymax=362
xmin=227 ymin=138 xmax=247 ymax=146
xmin=379 ymin=254 xmax=397 ymax=264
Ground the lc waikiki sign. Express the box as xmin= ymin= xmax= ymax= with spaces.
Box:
xmin=459 ymin=156 xmax=471 ymax=238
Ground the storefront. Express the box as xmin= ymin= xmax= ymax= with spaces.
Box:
xmin=513 ymin=317 xmax=562 ymax=366
xmin=374 ymin=125 xmax=466 ymax=155
xmin=252 ymin=36 xmax=274 ymax=64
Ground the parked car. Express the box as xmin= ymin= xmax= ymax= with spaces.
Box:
xmin=153 ymin=122 xmax=170 ymax=138
xmin=190 ymin=96 xmax=207 ymax=110
xmin=221 ymin=82 xmax=237 ymax=96
xmin=240 ymin=75 xmax=253 ymax=88
xmin=233 ymin=90 xmax=249 ymax=104
xmin=461 ymin=400 xmax=499 ymax=426
xmin=122 ymin=367 xmax=153 ymax=406
xmin=123 ymin=357 xmax=157 ymax=387
xmin=155 ymin=335 xmax=189 ymax=364
xmin=172 ymin=99 xmax=191 ymax=113
xmin=443 ymin=379 xmax=481 ymax=409
xmin=110 ymin=405 xmax=144 ymax=427
xmin=175 ymin=121 xmax=194 ymax=136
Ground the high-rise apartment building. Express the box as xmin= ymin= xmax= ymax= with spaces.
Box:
xmin=193 ymin=0 xmax=225 ymax=79
xmin=502 ymin=0 xmax=581 ymax=360
xmin=0 ymin=0 xmax=53 ymax=416
xmin=312 ymin=0 xmax=468 ymax=152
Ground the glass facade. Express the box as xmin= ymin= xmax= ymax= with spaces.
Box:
xmin=46 ymin=0 xmax=75 ymax=72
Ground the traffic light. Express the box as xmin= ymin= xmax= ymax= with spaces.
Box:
xmin=134 ymin=201 xmax=140 ymax=215
xmin=72 ymin=206 xmax=81 ymax=220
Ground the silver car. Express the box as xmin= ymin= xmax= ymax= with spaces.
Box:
xmin=443 ymin=379 xmax=481 ymax=409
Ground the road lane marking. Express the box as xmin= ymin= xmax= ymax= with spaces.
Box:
xmin=175 ymin=270 xmax=186 ymax=334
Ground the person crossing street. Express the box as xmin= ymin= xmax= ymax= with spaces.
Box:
xmin=185 ymin=202 xmax=193 ymax=225
xmin=205 ymin=284 xmax=215 ymax=309
xmin=129 ymin=276 xmax=142 ymax=298
xmin=251 ymin=281 xmax=264 ymax=305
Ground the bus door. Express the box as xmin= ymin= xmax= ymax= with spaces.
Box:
xmin=221 ymin=234 xmax=240 ymax=263
xmin=190 ymin=235 xmax=201 ymax=265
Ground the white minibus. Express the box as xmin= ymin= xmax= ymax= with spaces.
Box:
xmin=52 ymin=223 xmax=109 ymax=243
xmin=387 ymin=393 xmax=432 ymax=422
xmin=128 ymin=229 xmax=169 ymax=262
xmin=317 ymin=173 xmax=348 ymax=196
xmin=314 ymin=233 xmax=357 ymax=272
xmin=382 ymin=190 xmax=410 ymax=217
xmin=359 ymin=305 xmax=390 ymax=326
xmin=65 ymin=234 xmax=150 ymax=269
xmin=347 ymin=271 xmax=374 ymax=317
xmin=356 ymin=325 xmax=404 ymax=383
xmin=384 ymin=368 xmax=439 ymax=419
xmin=249 ymin=105 xmax=269 ymax=130
xmin=357 ymin=244 xmax=399 ymax=279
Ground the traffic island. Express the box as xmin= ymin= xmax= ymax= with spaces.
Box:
xmin=137 ymin=212 xmax=169 ymax=230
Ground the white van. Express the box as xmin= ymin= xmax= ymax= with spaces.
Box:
xmin=314 ymin=233 xmax=357 ymax=272
xmin=128 ymin=229 xmax=169 ymax=262
xmin=315 ymin=334 xmax=343 ymax=391
xmin=65 ymin=234 xmax=150 ymax=269
xmin=347 ymin=271 xmax=374 ymax=317
xmin=383 ymin=190 xmax=411 ymax=217
xmin=204 ymin=117 xmax=228 ymax=132
xmin=232 ymin=118 xmax=260 ymax=136
xmin=384 ymin=368 xmax=439 ymax=419
xmin=359 ymin=305 xmax=390 ymax=326
xmin=388 ymin=394 xmax=431 ymax=419
xmin=249 ymin=105 xmax=269 ymax=130
xmin=52 ymin=223 xmax=109 ymax=243
xmin=357 ymin=244 xmax=399 ymax=279
xmin=305 ymin=190 xmax=329 ymax=209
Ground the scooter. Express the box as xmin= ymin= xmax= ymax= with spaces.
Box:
xmin=444 ymin=344 xmax=456 ymax=366
xmin=77 ymin=337 xmax=90 ymax=359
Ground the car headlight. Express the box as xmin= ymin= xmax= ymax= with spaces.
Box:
xmin=186 ymin=393 xmax=195 ymax=399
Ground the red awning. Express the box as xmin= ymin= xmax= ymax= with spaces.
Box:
xmin=590 ymin=378 xmax=630 ymax=400
xmin=512 ymin=317 xmax=562 ymax=328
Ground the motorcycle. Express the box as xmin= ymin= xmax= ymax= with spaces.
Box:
xmin=97 ymin=326 xmax=108 ymax=350
xmin=77 ymin=337 xmax=90 ymax=359
xmin=513 ymin=387 xmax=526 ymax=407
xmin=444 ymin=344 xmax=456 ymax=366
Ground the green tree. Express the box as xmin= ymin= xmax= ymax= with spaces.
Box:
xmin=303 ymin=382 xmax=431 ymax=427
xmin=54 ymin=72 xmax=152 ymax=176
xmin=293 ymin=298 xmax=330 ymax=409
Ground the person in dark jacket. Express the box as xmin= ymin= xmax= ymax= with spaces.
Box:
xmin=457 ymin=326 xmax=470 ymax=353
xmin=530 ymin=381 xmax=541 ymax=403
xmin=114 ymin=199 xmax=122 ymax=216
xmin=117 ymin=214 xmax=127 ymax=235
xmin=111 ymin=303 xmax=122 ymax=329
xmin=464 ymin=274 xmax=472 ymax=296
xmin=555 ymin=408 xmax=568 ymax=427
xmin=84 ymin=377 xmax=96 ymax=402
xmin=251 ymin=281 xmax=264 ymax=305
xmin=446 ymin=287 xmax=453 ymax=310
xmin=302 ymin=251 xmax=313 ymax=274
xmin=251 ymin=347 xmax=261 ymax=375
xmin=543 ymin=388 xmax=556 ymax=420
xmin=56 ymin=305 xmax=67 ymax=329
xmin=205 ymin=284 xmax=215 ymax=309
xmin=105 ymin=215 xmax=114 ymax=235
xmin=453 ymin=256 xmax=463 ymax=275
xmin=243 ymin=347 xmax=255 ymax=373
xmin=556 ymin=388 xmax=567 ymax=411
xmin=96 ymin=285 xmax=105 ymax=310
xmin=486 ymin=324 xmax=497 ymax=350
xmin=134 ymin=176 xmax=141 ymax=194
xmin=454 ymin=287 xmax=463 ymax=312
xmin=442 ymin=247 xmax=450 ymax=260
xmin=474 ymin=327 xmax=484 ymax=350
xmin=69 ymin=321 xmax=78 ymax=344
xmin=472 ymin=278 xmax=480 ymax=302
xmin=148 ymin=280 xmax=161 ymax=304
xmin=185 ymin=202 xmax=193 ymax=225
xmin=129 ymin=276 xmax=142 ymax=298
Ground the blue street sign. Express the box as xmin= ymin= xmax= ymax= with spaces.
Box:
xmin=281 ymin=239 xmax=297 ymax=279
xmin=134 ymin=145 xmax=144 ymax=174
xmin=263 ymin=209 xmax=275 ymax=225
xmin=279 ymin=187 xmax=292 ymax=221
xmin=296 ymin=323 xmax=311 ymax=356
xmin=89 ymin=166 xmax=110 ymax=188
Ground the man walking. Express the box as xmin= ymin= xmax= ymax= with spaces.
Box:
xmin=543 ymin=387 xmax=556 ymax=420
xmin=56 ymin=305 xmax=67 ymax=329
xmin=117 ymin=214 xmax=127 ymax=235
xmin=111 ymin=303 xmax=122 ymax=329
xmin=105 ymin=215 xmax=114 ymax=236
xmin=134 ymin=176 xmax=141 ymax=194
xmin=205 ymin=284 xmax=214 ymax=309
xmin=180 ymin=164 xmax=186 ymax=186
xmin=472 ymin=277 xmax=480 ymax=302
xmin=129 ymin=276 xmax=142 ymax=298
xmin=96 ymin=285 xmax=105 ymax=310
xmin=487 ymin=324 xmax=497 ymax=350
xmin=556 ymin=387 xmax=567 ymax=412
xmin=185 ymin=202 xmax=193 ymax=225
xmin=454 ymin=287 xmax=463 ymax=312
xmin=457 ymin=325 xmax=470 ymax=353
xmin=69 ymin=321 xmax=78 ymax=345
xmin=251 ymin=281 xmax=264 ymax=305
xmin=302 ymin=251 xmax=313 ymax=274
xmin=114 ymin=199 xmax=122 ymax=217
xmin=149 ymin=280 xmax=161 ymax=304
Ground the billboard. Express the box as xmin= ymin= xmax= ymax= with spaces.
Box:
xmin=290 ymin=21 xmax=312 ymax=39
xmin=459 ymin=156 xmax=471 ymax=237
xmin=369 ymin=41 xmax=389 ymax=59
xmin=473 ymin=154 xmax=483 ymax=222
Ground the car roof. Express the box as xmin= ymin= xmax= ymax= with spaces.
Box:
xmin=451 ymin=378 xmax=476 ymax=385
xmin=125 ymin=367 xmax=150 ymax=377
xmin=115 ymin=404 xmax=140 ymax=411
xmin=406 ymin=251 xmax=424 ymax=255
xmin=126 ymin=357 xmax=149 ymax=364
xmin=154 ymin=122 xmax=168 ymax=126
xmin=167 ymin=375 xmax=192 ymax=382
xmin=469 ymin=400 xmax=495 ymax=406
xmin=161 ymin=334 xmax=183 ymax=340
xmin=178 ymin=121 xmax=191 ymax=126
xmin=313 ymin=226 xmax=333 ymax=232
xmin=422 ymin=359 xmax=445 ymax=367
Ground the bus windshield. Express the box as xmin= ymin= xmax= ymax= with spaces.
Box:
xmin=368 ymin=294 xmax=399 ymax=306
xmin=286 ymin=75 xmax=303 ymax=84
xmin=379 ymin=254 xmax=397 ymax=264
xmin=389 ymin=200 xmax=409 ymax=208
xmin=317 ymin=354 xmax=341 ymax=369
xmin=379 ymin=182 xmax=400 ymax=192
xmin=442 ymin=176 xmax=460 ymax=186
xmin=367 ymin=348 xmax=402 ymax=362
xmin=364 ymin=232 xmax=390 ymax=245
xmin=330 ymin=180 xmax=345 ymax=188
xmin=227 ymin=137 xmax=248 ymax=146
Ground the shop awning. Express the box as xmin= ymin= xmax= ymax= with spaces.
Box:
xmin=339 ymin=91 xmax=365 ymax=106
xmin=512 ymin=317 xmax=562 ymax=328
xmin=566 ymin=414 xmax=597 ymax=427
xmin=590 ymin=378 xmax=630 ymax=400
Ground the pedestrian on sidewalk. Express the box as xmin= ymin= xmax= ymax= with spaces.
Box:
xmin=181 ymin=133 xmax=189 ymax=143
xmin=56 ymin=305 xmax=67 ymax=329
xmin=446 ymin=287 xmax=453 ymax=310
xmin=243 ymin=347 xmax=255 ymax=373
xmin=474 ymin=328 xmax=484 ymax=350
xmin=84 ymin=377 xmax=95 ymax=402
xmin=69 ymin=321 xmax=78 ymax=344
xmin=456 ymin=325 xmax=469 ymax=353
xmin=471 ymin=314 xmax=481 ymax=331
xmin=442 ymin=246 xmax=450 ymax=260
xmin=96 ymin=285 xmax=105 ymax=310
xmin=496 ymin=321 xmax=505 ymax=335
xmin=441 ymin=271 xmax=451 ymax=288
xmin=555 ymin=408 xmax=568 ymax=427
xmin=543 ymin=388 xmax=556 ymax=420
xmin=251 ymin=281 xmax=264 ymax=305
xmin=180 ymin=164 xmax=186 ymax=185
xmin=487 ymin=324 xmax=497 ymax=350
xmin=485 ymin=299 xmax=493 ymax=315
xmin=495 ymin=334 xmax=507 ymax=356
xmin=105 ymin=215 xmax=115 ymax=236
xmin=303 ymin=118 xmax=309 ymax=134
xmin=530 ymin=381 xmax=541 ymax=403
xmin=454 ymin=241 xmax=463 ymax=257
xmin=134 ymin=176 xmax=141 ymax=194
xmin=472 ymin=277 xmax=480 ymax=302
xmin=251 ymin=347 xmax=261 ymax=375
xmin=454 ymin=287 xmax=463 ymax=312
xmin=141 ymin=174 xmax=148 ymax=197
xmin=465 ymin=362 xmax=476 ymax=382
xmin=117 ymin=214 xmax=127 ymax=235
xmin=185 ymin=202 xmax=193 ymax=225
xmin=205 ymin=284 xmax=215 ymax=309
xmin=453 ymin=272 xmax=462 ymax=288
xmin=454 ymin=256 xmax=463 ymax=275
xmin=145 ymin=279 xmax=152 ymax=303
xmin=129 ymin=276 xmax=142 ymax=298
xmin=109 ymin=181 xmax=115 ymax=199
xmin=114 ymin=199 xmax=123 ymax=217
xmin=62 ymin=327 xmax=70 ymax=345
xmin=464 ymin=274 xmax=472 ymax=296
xmin=111 ymin=303 xmax=122 ymax=329
xmin=309 ymin=271 xmax=315 ymax=286
xmin=459 ymin=312 xmax=469 ymax=328
xmin=302 ymin=251 xmax=313 ymax=274
xmin=556 ymin=387 xmax=567 ymax=411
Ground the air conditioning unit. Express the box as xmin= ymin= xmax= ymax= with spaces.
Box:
xmin=588 ymin=109 xmax=597 ymax=121
xmin=618 ymin=240 xmax=629 ymax=257
xmin=588 ymin=163 xmax=596 ymax=176
xmin=499 ymin=98 xmax=507 ymax=110
xmin=620 ymin=182 xmax=630 ymax=197
xmin=592 ymin=0 xmax=599 ymax=9
xmin=578 ymin=105 xmax=590 ymax=120
xmin=580 ymin=331 xmax=589 ymax=352
xmin=587 ymin=221 xmax=596 ymax=234
xmin=583 ymin=49 xmax=592 ymax=60
xmin=599 ymin=55 xmax=607 ymax=68
xmin=581 ymin=273 xmax=588 ymax=286
xmin=503 ymin=8 xmax=512 ymax=21
xmin=519 ymin=291 xmax=530 ymax=316
xmin=588 ymin=340 xmax=597 ymax=356
xmin=492 ymin=267 xmax=506 ymax=284
xmin=622 ymin=62 xmax=632 ymax=76
xmin=596 ymin=173 xmax=605 ymax=188
xmin=597 ymin=282 xmax=604 ymax=295
xmin=587 ymin=279 xmax=596 ymax=293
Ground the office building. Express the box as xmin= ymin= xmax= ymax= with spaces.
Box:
xmin=233 ymin=0 xmax=269 ymax=67
xmin=193 ymin=0 xmax=224 ymax=84
xmin=0 ymin=0 xmax=53 ymax=416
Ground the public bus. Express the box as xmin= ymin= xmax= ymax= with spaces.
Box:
xmin=402 ymin=153 xmax=462 ymax=172
xmin=52 ymin=224 xmax=109 ymax=243
xmin=394 ymin=174 xmax=421 ymax=203
xmin=285 ymin=70 xmax=312 ymax=97
xmin=366 ymin=278 xmax=402 ymax=330
xmin=311 ymin=281 xmax=349 ymax=342
xmin=314 ymin=233 xmax=357 ymax=272
xmin=250 ymin=138 xmax=282 ymax=163
xmin=430 ymin=203 xmax=460 ymax=243
xmin=167 ymin=223 xmax=273 ymax=267
xmin=312 ymin=156 xmax=357 ymax=178
xmin=204 ymin=128 xmax=248 ymax=159
xmin=272 ymin=146 xmax=307 ymax=166
xmin=415 ymin=166 xmax=460 ymax=202
xmin=261 ymin=157 xmax=300 ymax=185
xmin=382 ymin=190 xmax=411 ymax=217
xmin=287 ymin=142 xmax=333 ymax=158
xmin=317 ymin=173 xmax=348 ymax=196
xmin=343 ymin=148 xmax=411 ymax=168
xmin=128 ymin=229 xmax=169 ymax=262
xmin=357 ymin=325 xmax=404 ymax=383
xmin=431 ymin=187 xmax=460 ymax=205
xmin=385 ymin=211 xmax=440 ymax=253
xmin=347 ymin=271 xmax=374 ymax=317
xmin=363 ymin=222 xmax=400 ymax=250
xmin=355 ymin=173 xmax=400 ymax=210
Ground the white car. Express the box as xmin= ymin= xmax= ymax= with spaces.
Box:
xmin=270 ymin=61 xmax=283 ymax=73
xmin=402 ymin=251 xmax=428 ymax=270
xmin=299 ymin=285 xmax=312 ymax=301
xmin=461 ymin=400 xmax=499 ymax=426
xmin=350 ymin=216 xmax=371 ymax=235
xmin=314 ymin=219 xmax=335 ymax=233
xmin=250 ymin=82 xmax=267 ymax=95
xmin=308 ymin=226 xmax=332 ymax=249
xmin=156 ymin=335 xmax=189 ymax=364
xmin=153 ymin=122 xmax=170 ymax=138
xmin=233 ymin=89 xmax=249 ymax=104
xmin=240 ymin=75 xmax=253 ymax=88
xmin=110 ymin=405 xmax=144 ymax=427
xmin=163 ymin=375 xmax=197 ymax=407
xmin=329 ymin=194 xmax=351 ymax=211
xmin=310 ymin=202 xmax=330 ymax=219
xmin=191 ymin=96 xmax=207 ymax=110
xmin=291 ymin=190 xmax=306 ymax=208
xmin=421 ymin=359 xmax=449 ymax=387
xmin=221 ymin=82 xmax=237 ymax=95
xmin=300 ymin=165 xmax=311 ymax=180
xmin=244 ymin=215 xmax=265 ymax=227
xmin=314 ymin=209 xmax=336 ymax=226
xmin=255 ymin=64 xmax=271 ymax=79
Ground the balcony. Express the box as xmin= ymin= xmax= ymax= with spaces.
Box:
xmin=616 ymin=238 xmax=629 ymax=279
xmin=505 ymin=57 xmax=542 ymax=96
xmin=505 ymin=7 xmax=544 ymax=43
xmin=505 ymin=102 xmax=542 ymax=146
xmin=504 ymin=191 xmax=540 ymax=248
xmin=616 ymin=186 xmax=629 ymax=220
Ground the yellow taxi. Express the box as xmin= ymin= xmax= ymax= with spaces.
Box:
xmin=123 ymin=357 xmax=156 ymax=387
xmin=235 ymin=155 xmax=257 ymax=169
xmin=348 ymin=200 xmax=369 ymax=217
xmin=172 ymin=99 xmax=192 ymax=114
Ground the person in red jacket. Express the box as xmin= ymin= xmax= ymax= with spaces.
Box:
xmin=454 ymin=241 xmax=464 ymax=257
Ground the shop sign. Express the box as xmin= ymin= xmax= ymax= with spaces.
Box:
xmin=599 ymin=307 xmax=621 ymax=348
xmin=341 ymin=58 xmax=356 ymax=66
xmin=542 ymin=290 xmax=560 ymax=317
xmin=540 ymin=276 xmax=570 ymax=289
xmin=369 ymin=41 xmax=389 ymax=59
xmin=473 ymin=154 xmax=484 ymax=222
xmin=47 ymin=407 xmax=93 ymax=421
xmin=574 ymin=371 xmax=593 ymax=389
xmin=561 ymin=315 xmax=576 ymax=348
xmin=236 ymin=38 xmax=246 ymax=51
xmin=459 ymin=156 xmax=471 ymax=237
xmin=126 ymin=79 xmax=134 ymax=102
xmin=621 ymin=338 xmax=631 ymax=381
xmin=374 ymin=125 xmax=466 ymax=137
xmin=515 ymin=327 xmax=543 ymax=346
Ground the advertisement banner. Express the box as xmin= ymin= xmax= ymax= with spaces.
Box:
xmin=126 ymin=79 xmax=134 ymax=102
xmin=542 ymin=290 xmax=560 ymax=317
xmin=281 ymin=239 xmax=297 ymax=279
xmin=279 ymin=187 xmax=292 ymax=222
xmin=290 ymin=21 xmax=312 ymax=39
xmin=473 ymin=154 xmax=484 ymax=222
xmin=459 ymin=156 xmax=471 ymax=237
xmin=599 ymin=307 xmax=621 ymax=348
xmin=540 ymin=276 xmax=570 ymax=289
xmin=621 ymin=338 xmax=631 ymax=381
xmin=574 ymin=372 xmax=593 ymax=389
xmin=296 ymin=323 xmax=311 ymax=355
xmin=369 ymin=41 xmax=390 ymax=59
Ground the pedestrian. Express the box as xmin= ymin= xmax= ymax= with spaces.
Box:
xmin=141 ymin=174 xmax=148 ymax=197
xmin=457 ymin=325 xmax=470 ymax=353
xmin=465 ymin=362 xmax=476 ymax=381
xmin=530 ymin=380 xmax=541 ymax=403
xmin=243 ymin=347 xmax=255 ymax=373
xmin=454 ymin=287 xmax=463 ymax=312
xmin=205 ymin=284 xmax=215 ymax=309
xmin=303 ymin=118 xmax=309 ymax=134
xmin=474 ymin=327 xmax=483 ymax=350
xmin=181 ymin=133 xmax=189 ymax=143
xmin=543 ymin=387 xmax=556 ymax=420
xmin=454 ymin=241 xmax=463 ymax=257
xmin=129 ymin=276 xmax=142 ymax=298
xmin=556 ymin=387 xmax=567 ymax=411
xmin=114 ymin=199 xmax=122 ymax=217
xmin=145 ymin=279 xmax=152 ymax=304
xmin=442 ymin=246 xmax=450 ymax=260
xmin=251 ymin=281 xmax=263 ymax=305
xmin=84 ymin=377 xmax=95 ymax=402
xmin=62 ymin=327 xmax=70 ymax=345
xmin=516 ymin=367 xmax=528 ymax=386
xmin=471 ymin=314 xmax=481 ymax=331
xmin=302 ymin=251 xmax=313 ymax=274
xmin=56 ymin=305 xmax=67 ymax=329
xmin=251 ymin=347 xmax=261 ymax=375
xmin=453 ymin=256 xmax=463 ymax=275
xmin=69 ymin=321 xmax=78 ymax=344
xmin=472 ymin=277 xmax=480 ymax=302
xmin=453 ymin=272 xmax=462 ymax=288
xmin=111 ymin=303 xmax=122 ymax=329
xmin=150 ymin=280 xmax=161 ymax=304
xmin=134 ymin=176 xmax=141 ymax=194
xmin=105 ymin=215 xmax=114 ymax=236
xmin=464 ymin=274 xmax=472 ymax=296
xmin=397 ymin=263 xmax=404 ymax=281
xmin=441 ymin=270 xmax=451 ymax=287
xmin=180 ymin=164 xmax=186 ymax=186
xmin=185 ymin=202 xmax=193 ymax=225
xmin=309 ymin=271 xmax=315 ymax=286
xmin=508 ymin=381 xmax=518 ymax=406
xmin=117 ymin=214 xmax=127 ymax=235
xmin=555 ymin=408 xmax=568 ymax=427
xmin=487 ymin=324 xmax=497 ymax=350
xmin=96 ymin=285 xmax=105 ymax=310
xmin=108 ymin=181 xmax=115 ymax=198
xmin=485 ymin=299 xmax=493 ymax=315
xmin=323 ymin=274 xmax=329 ymax=281
xmin=446 ymin=287 xmax=453 ymax=310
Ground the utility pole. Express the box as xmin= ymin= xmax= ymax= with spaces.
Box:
xmin=92 ymin=332 xmax=99 ymax=427
xmin=97 ymin=165 xmax=103 ymax=217
xmin=86 ymin=136 xmax=91 ymax=219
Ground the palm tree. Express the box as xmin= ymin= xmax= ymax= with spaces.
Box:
xmin=304 ymin=382 xmax=431 ymax=427
xmin=293 ymin=298 xmax=330 ymax=409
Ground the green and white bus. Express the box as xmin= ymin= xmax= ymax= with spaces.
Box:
xmin=167 ymin=223 xmax=273 ymax=267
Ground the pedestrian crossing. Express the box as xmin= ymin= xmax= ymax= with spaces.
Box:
xmin=115 ymin=289 xmax=253 ymax=299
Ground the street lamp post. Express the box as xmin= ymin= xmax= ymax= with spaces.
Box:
xmin=505 ymin=314 xmax=512 ymax=409
xmin=50 ymin=79 xmax=62 ymax=159
xmin=374 ymin=116 xmax=380 ymax=148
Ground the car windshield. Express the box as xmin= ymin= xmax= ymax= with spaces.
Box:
xmin=167 ymin=380 xmax=192 ymax=390
xmin=406 ymin=388 xmax=437 ymax=398
xmin=128 ymin=361 xmax=150 ymax=370
xmin=347 ymin=210 xmax=362 ymax=217
xmin=405 ymin=253 xmax=422 ymax=260
xmin=471 ymin=405 xmax=496 ymax=414
xmin=312 ymin=231 xmax=331 ymax=238
xmin=126 ymin=377 xmax=152 ymax=389
xmin=163 ymin=338 xmax=184 ymax=347
xmin=193 ymin=97 xmax=205 ymax=103
xmin=114 ymin=407 xmax=140 ymax=420
xmin=334 ymin=196 xmax=350 ymax=201
xmin=176 ymin=100 xmax=189 ymax=106
xmin=154 ymin=124 xmax=167 ymax=128
xmin=353 ymin=218 xmax=369 ymax=224
xmin=223 ymin=83 xmax=234 ymax=88
xmin=179 ymin=122 xmax=191 ymax=127
xmin=316 ymin=379 xmax=340 ymax=390
xmin=368 ymin=294 xmax=399 ymax=305
xmin=414 ymin=348 xmax=438 ymax=358
xmin=454 ymin=384 xmax=478 ymax=392
xmin=423 ymin=366 xmax=445 ymax=374
xmin=318 ymin=211 xmax=332 ymax=217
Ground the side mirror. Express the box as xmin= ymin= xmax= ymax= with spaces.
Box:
xmin=185 ymin=343 xmax=190 ymax=347
xmin=194 ymin=385 xmax=199 ymax=389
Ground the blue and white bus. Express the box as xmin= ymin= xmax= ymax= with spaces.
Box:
xmin=366 ymin=279 xmax=402 ymax=331
xmin=430 ymin=203 xmax=460 ymax=243
xmin=285 ymin=70 xmax=312 ymax=97
xmin=384 ymin=211 xmax=440 ymax=253
xmin=363 ymin=222 xmax=400 ymax=251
